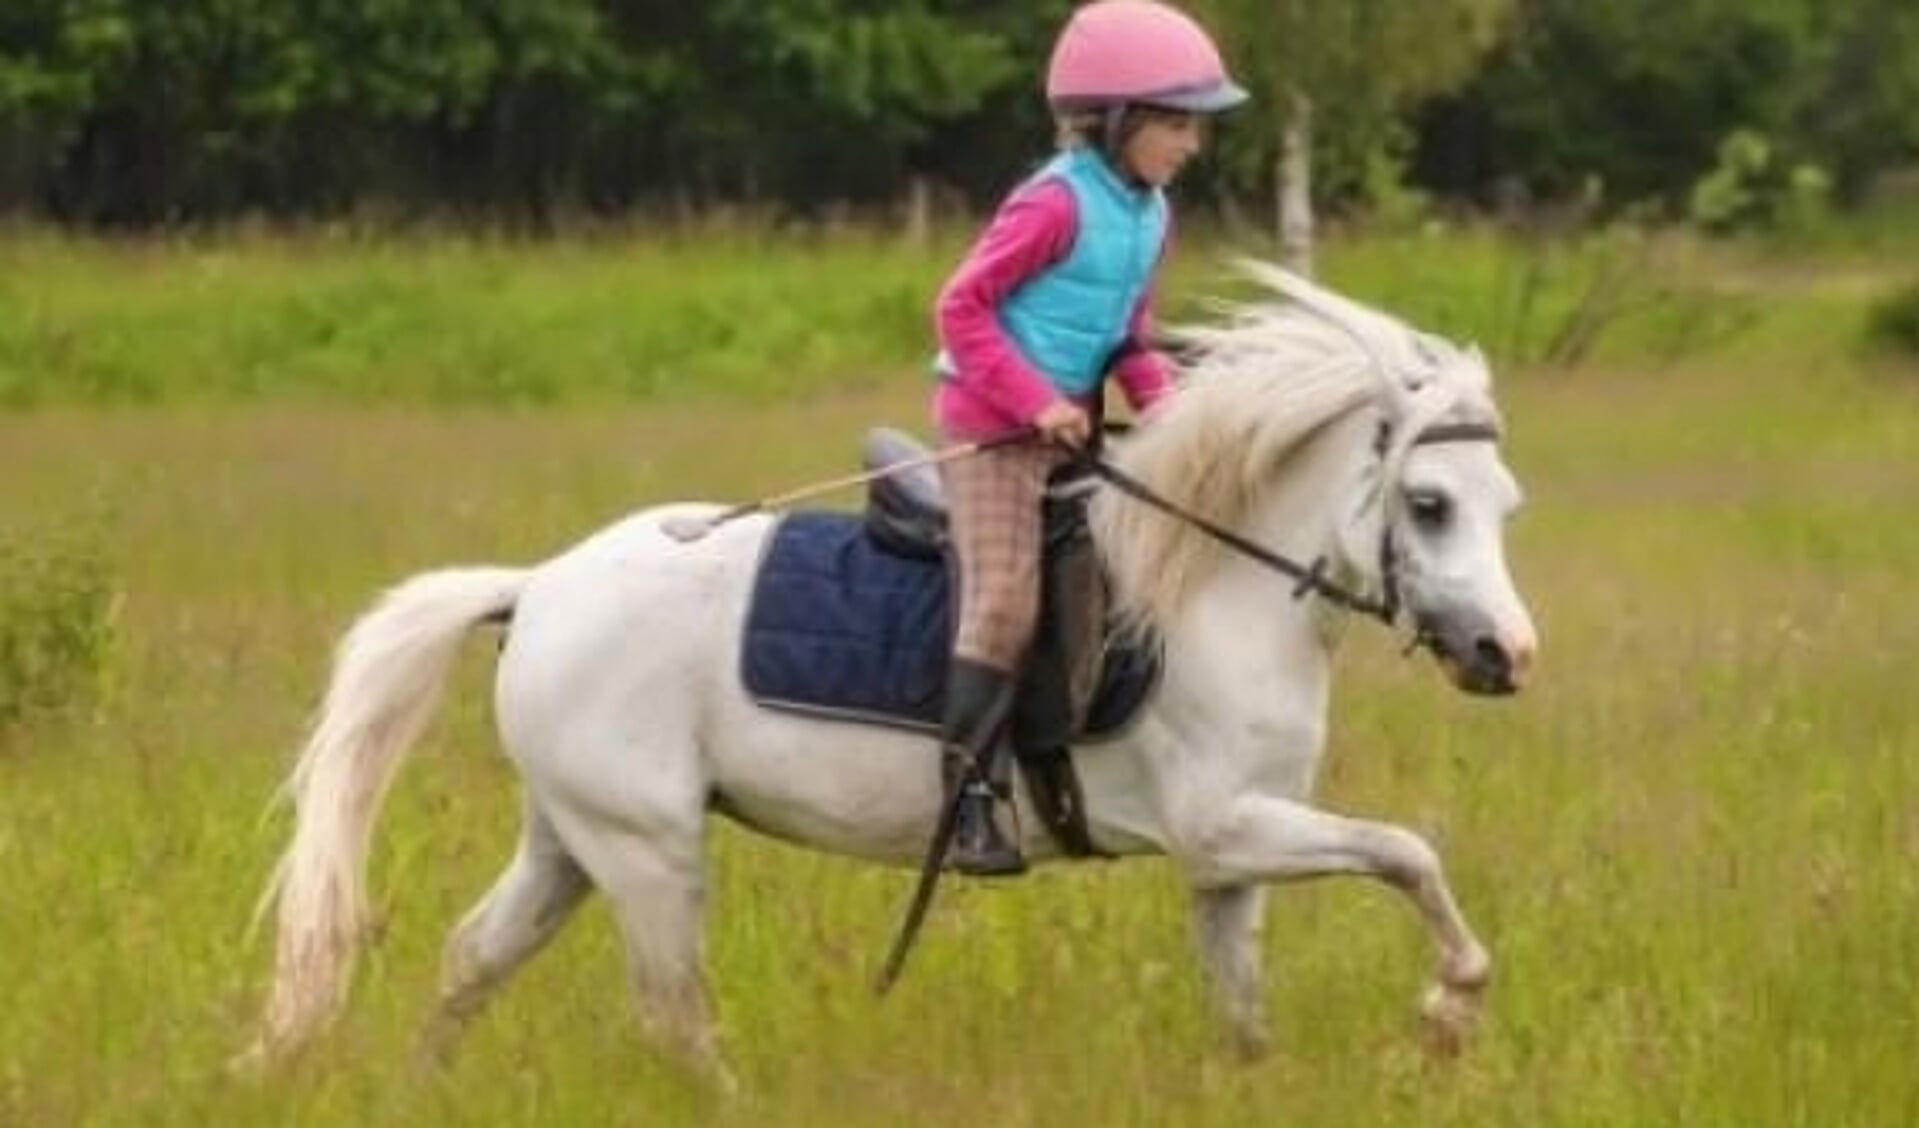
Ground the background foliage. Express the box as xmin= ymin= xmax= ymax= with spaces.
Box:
xmin=3 ymin=0 xmax=1918 ymax=227
xmin=0 ymin=517 xmax=113 ymax=730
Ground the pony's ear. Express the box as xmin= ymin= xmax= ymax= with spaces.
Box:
xmin=1465 ymin=342 xmax=1493 ymax=384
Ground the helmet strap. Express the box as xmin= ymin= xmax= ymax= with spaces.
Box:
xmin=1100 ymin=105 xmax=1128 ymax=160
xmin=1101 ymin=105 xmax=1148 ymax=185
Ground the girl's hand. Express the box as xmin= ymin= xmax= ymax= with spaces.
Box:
xmin=1034 ymin=401 xmax=1092 ymax=449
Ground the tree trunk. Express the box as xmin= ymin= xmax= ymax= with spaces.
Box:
xmin=1278 ymin=87 xmax=1315 ymax=278
xmin=904 ymin=173 xmax=933 ymax=248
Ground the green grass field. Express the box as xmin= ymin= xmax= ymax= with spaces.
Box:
xmin=1 ymin=229 xmax=1916 ymax=1126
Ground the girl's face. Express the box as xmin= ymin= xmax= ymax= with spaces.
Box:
xmin=1121 ymin=110 xmax=1205 ymax=187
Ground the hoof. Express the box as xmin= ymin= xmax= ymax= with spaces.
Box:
xmin=1228 ymin=1023 xmax=1272 ymax=1063
xmin=409 ymin=1015 xmax=465 ymax=1077
xmin=224 ymin=1042 xmax=272 ymax=1081
xmin=1442 ymin=943 xmax=1493 ymax=994
xmin=1419 ymin=983 xmax=1480 ymax=1057
xmin=225 ymin=1033 xmax=302 ymax=1080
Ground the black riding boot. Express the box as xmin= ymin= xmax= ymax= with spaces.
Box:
xmin=941 ymin=658 xmax=1027 ymax=877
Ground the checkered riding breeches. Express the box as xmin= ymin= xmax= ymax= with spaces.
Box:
xmin=940 ymin=438 xmax=1068 ymax=672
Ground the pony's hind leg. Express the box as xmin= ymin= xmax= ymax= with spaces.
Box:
xmin=495 ymin=578 xmax=727 ymax=1084
xmin=419 ymin=795 xmax=591 ymax=1065
xmin=554 ymin=806 xmax=726 ymax=1084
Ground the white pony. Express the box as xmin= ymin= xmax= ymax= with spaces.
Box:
xmin=246 ymin=266 xmax=1537 ymax=1075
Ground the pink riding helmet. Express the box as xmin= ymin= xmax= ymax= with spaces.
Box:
xmin=1046 ymin=0 xmax=1249 ymax=113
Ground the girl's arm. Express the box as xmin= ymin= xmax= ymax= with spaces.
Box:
xmin=1110 ymin=214 xmax=1176 ymax=414
xmin=1110 ymin=299 xmax=1174 ymax=414
xmin=934 ymin=182 xmax=1077 ymax=424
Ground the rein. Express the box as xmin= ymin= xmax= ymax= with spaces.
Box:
xmin=1081 ymin=456 xmax=1395 ymax=622
xmin=1077 ymin=418 xmax=1503 ymax=628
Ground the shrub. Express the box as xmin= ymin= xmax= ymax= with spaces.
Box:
xmin=1869 ymin=282 xmax=1919 ymax=359
xmin=1689 ymin=130 xmax=1831 ymax=236
xmin=0 ymin=527 xmax=116 ymax=730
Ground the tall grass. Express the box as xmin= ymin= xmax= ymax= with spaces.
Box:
xmin=5 ymin=219 xmax=1908 ymax=410
xmin=0 ymin=518 xmax=114 ymax=730
xmin=0 ymin=231 xmax=1914 ymax=1126
xmin=0 ymin=227 xmax=943 ymax=406
xmin=1869 ymin=280 xmax=1919 ymax=359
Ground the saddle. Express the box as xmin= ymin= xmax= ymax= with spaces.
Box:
xmin=739 ymin=428 xmax=1161 ymax=856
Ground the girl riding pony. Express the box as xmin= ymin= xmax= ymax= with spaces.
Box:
xmin=932 ymin=0 xmax=1248 ymax=875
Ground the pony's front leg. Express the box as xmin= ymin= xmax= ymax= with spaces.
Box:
xmin=1180 ymin=795 xmax=1490 ymax=1051
xmin=1192 ymin=884 xmax=1271 ymax=1059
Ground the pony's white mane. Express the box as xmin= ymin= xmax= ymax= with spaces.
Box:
xmin=1091 ymin=262 xmax=1498 ymax=630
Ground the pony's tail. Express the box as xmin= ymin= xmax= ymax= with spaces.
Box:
xmin=240 ymin=566 xmax=528 ymax=1069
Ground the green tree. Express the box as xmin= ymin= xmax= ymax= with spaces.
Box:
xmin=1795 ymin=0 xmax=1919 ymax=202
xmin=0 ymin=1 xmax=132 ymax=213
xmin=1414 ymin=0 xmax=1919 ymax=216
xmin=1198 ymin=0 xmax=1512 ymax=272
xmin=703 ymin=0 xmax=1030 ymax=213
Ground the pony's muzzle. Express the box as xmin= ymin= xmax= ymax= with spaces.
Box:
xmin=1465 ymin=636 xmax=1519 ymax=696
xmin=1420 ymin=610 xmax=1531 ymax=696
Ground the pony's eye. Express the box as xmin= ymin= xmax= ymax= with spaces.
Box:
xmin=1406 ymin=490 xmax=1453 ymax=532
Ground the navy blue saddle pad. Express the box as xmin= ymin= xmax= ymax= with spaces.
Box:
xmin=741 ymin=512 xmax=1156 ymax=736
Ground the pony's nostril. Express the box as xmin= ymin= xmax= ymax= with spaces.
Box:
xmin=1473 ymin=637 xmax=1510 ymax=677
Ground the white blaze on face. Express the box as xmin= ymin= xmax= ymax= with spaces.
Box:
xmin=1396 ymin=439 xmax=1538 ymax=686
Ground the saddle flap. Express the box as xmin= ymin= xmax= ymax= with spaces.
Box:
xmin=741 ymin=512 xmax=1160 ymax=740
xmin=863 ymin=427 xmax=948 ymax=559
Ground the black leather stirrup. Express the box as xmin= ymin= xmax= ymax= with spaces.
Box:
xmin=874 ymin=658 xmax=1023 ymax=994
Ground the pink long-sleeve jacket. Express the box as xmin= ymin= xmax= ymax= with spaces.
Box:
xmin=933 ymin=179 xmax=1175 ymax=440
